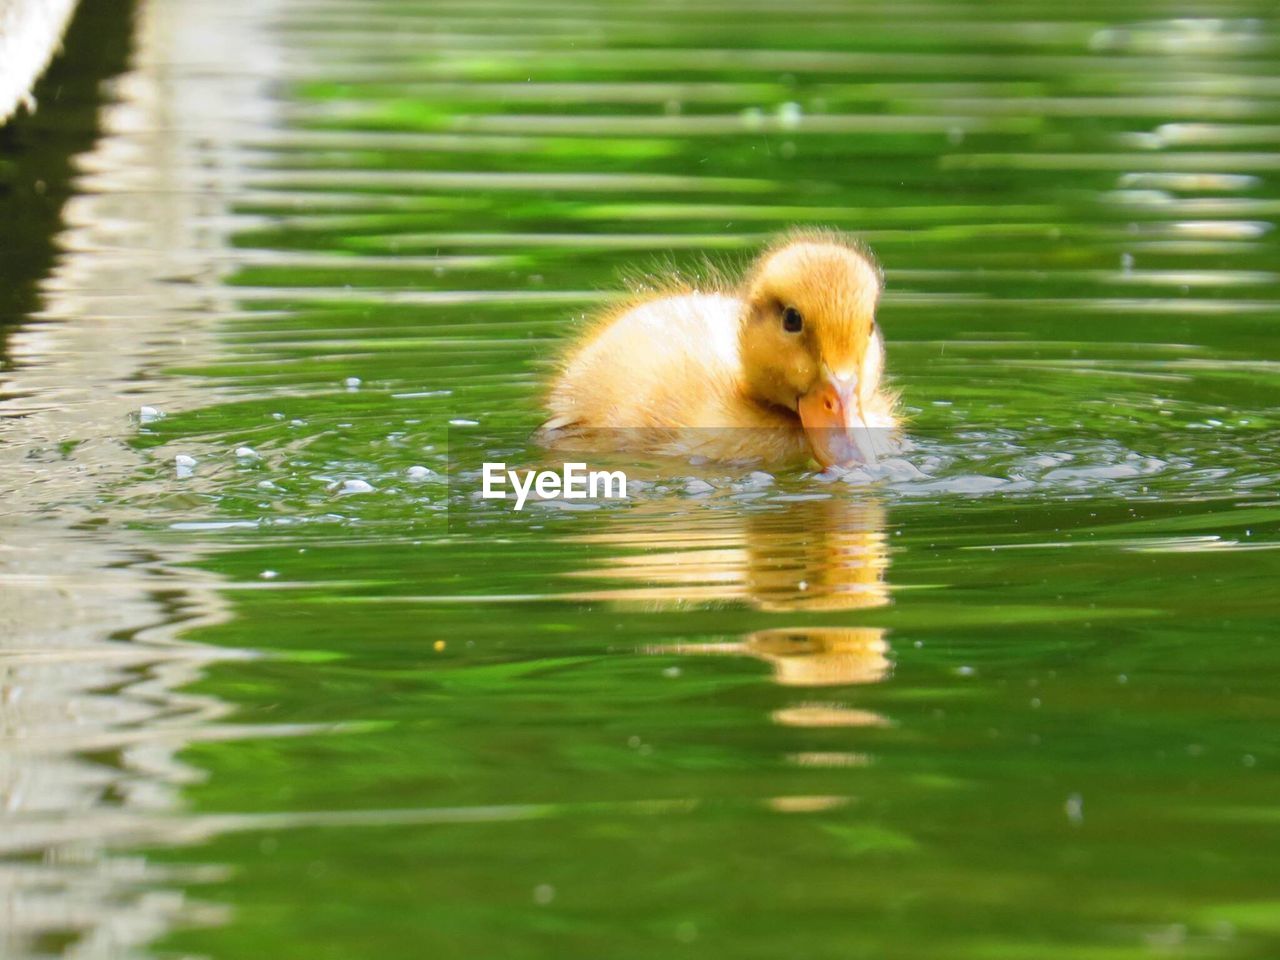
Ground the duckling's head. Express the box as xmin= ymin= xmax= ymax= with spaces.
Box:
xmin=739 ymin=232 xmax=885 ymax=466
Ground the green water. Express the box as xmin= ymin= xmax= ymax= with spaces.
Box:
xmin=3 ymin=0 xmax=1280 ymax=957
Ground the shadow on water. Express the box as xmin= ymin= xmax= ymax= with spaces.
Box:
xmin=0 ymin=0 xmax=136 ymax=359
xmin=0 ymin=0 xmax=294 ymax=954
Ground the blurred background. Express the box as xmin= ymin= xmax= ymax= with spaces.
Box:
xmin=2 ymin=1 xmax=1279 ymax=957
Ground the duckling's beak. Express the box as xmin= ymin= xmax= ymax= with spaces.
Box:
xmin=797 ymin=372 xmax=878 ymax=467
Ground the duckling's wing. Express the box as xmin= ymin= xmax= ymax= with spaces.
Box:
xmin=538 ymin=413 xmax=579 ymax=434
xmin=534 ymin=413 xmax=591 ymax=453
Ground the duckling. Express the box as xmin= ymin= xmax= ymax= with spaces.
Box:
xmin=543 ymin=229 xmax=896 ymax=467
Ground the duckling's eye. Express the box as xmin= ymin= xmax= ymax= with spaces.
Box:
xmin=781 ymin=306 xmax=804 ymax=333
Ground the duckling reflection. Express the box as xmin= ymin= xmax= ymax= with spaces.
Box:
xmin=562 ymin=495 xmax=889 ymax=611
xmin=560 ymin=495 xmax=893 ymax=731
xmin=731 ymin=626 xmax=888 ymax=687
xmin=659 ymin=627 xmax=890 ymax=733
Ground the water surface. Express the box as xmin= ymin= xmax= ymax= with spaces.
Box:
xmin=2 ymin=0 xmax=1280 ymax=957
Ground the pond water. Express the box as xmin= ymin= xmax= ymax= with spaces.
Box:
xmin=2 ymin=0 xmax=1279 ymax=956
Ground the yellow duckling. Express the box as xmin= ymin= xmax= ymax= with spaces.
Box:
xmin=543 ymin=229 xmax=896 ymax=467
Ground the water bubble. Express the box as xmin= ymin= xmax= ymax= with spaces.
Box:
xmin=259 ymin=570 xmax=279 ymax=580
xmin=776 ymin=102 xmax=802 ymax=129
xmin=344 ymin=376 xmax=362 ymax=390
xmin=336 ymin=479 xmax=375 ymax=495
xmin=406 ymin=465 xmax=435 ymax=481
xmin=684 ymin=478 xmax=714 ymax=495
xmin=174 ymin=454 xmax=197 ymax=467
xmin=1065 ymin=793 xmax=1084 ymax=826
xmin=939 ymin=475 xmax=1007 ymax=495
xmin=877 ymin=458 xmax=927 ymax=482
xmin=1044 ymin=464 xmax=1142 ymax=483
xmin=836 ymin=467 xmax=876 ymax=485
xmin=139 ymin=406 xmax=162 ymax=423
xmin=235 ymin=446 xmax=259 ymax=460
xmin=449 ymin=418 xmax=479 ymax=427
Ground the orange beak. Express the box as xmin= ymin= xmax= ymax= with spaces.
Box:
xmin=797 ymin=373 xmax=879 ymax=468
